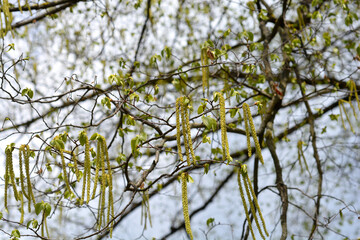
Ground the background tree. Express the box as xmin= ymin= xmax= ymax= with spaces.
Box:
xmin=0 ymin=0 xmax=359 ymax=239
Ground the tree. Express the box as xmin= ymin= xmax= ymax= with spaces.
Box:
xmin=0 ymin=0 xmax=359 ymax=239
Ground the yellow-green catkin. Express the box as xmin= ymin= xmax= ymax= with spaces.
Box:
xmin=92 ymin=142 xmax=103 ymax=199
xmin=4 ymin=147 xmax=11 ymax=210
xmin=95 ymin=137 xmax=108 ymax=230
xmin=243 ymin=103 xmax=264 ymax=164
xmin=98 ymin=162 xmax=106 ymax=230
xmin=72 ymin=151 xmax=80 ymax=182
xmin=0 ymin=9 xmax=3 ymax=38
xmin=349 ymin=79 xmax=360 ymax=111
xmin=81 ymin=131 xmax=91 ymax=204
xmin=1 ymin=0 xmax=14 ymax=35
xmin=17 ymin=0 xmax=23 ymax=13
xmin=243 ymin=106 xmax=252 ymax=157
xmin=4 ymin=153 xmax=9 ymax=210
xmin=297 ymin=141 xmax=304 ymax=171
xmin=25 ymin=0 xmax=32 ymax=14
xmin=6 ymin=146 xmax=19 ymax=201
xmin=141 ymin=190 xmax=152 ymax=229
xmin=20 ymin=192 xmax=24 ymax=224
xmin=339 ymin=100 xmax=354 ymax=133
xmin=244 ymin=170 xmax=269 ymax=237
xmin=176 ymin=97 xmax=184 ymax=162
xmin=219 ymin=93 xmax=231 ymax=162
xmin=242 ymin=168 xmax=266 ymax=240
xmin=181 ymin=173 xmax=193 ymax=240
xmin=185 ymin=100 xmax=196 ymax=165
xmin=19 ymin=146 xmax=29 ymax=201
xmin=237 ymin=167 xmax=256 ymax=240
xmin=297 ymin=141 xmax=311 ymax=177
xmin=100 ymin=136 xmax=114 ymax=233
xmin=339 ymin=101 xmax=347 ymax=130
xmin=60 ymin=150 xmax=73 ymax=195
xmin=23 ymin=145 xmax=36 ymax=211
xmin=177 ymin=96 xmax=196 ymax=165
xmin=107 ymin=174 xmax=114 ymax=237
xmin=201 ymin=48 xmax=209 ymax=95
xmin=180 ymin=97 xmax=191 ymax=165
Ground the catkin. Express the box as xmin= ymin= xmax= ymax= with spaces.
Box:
xmin=107 ymin=174 xmax=114 ymax=237
xmin=98 ymin=172 xmax=106 ymax=229
xmin=181 ymin=173 xmax=193 ymax=240
xmin=96 ymin=137 xmax=107 ymax=229
xmin=80 ymin=131 xmax=91 ymax=204
xmin=339 ymin=101 xmax=347 ymax=130
xmin=177 ymin=96 xmax=196 ymax=165
xmin=297 ymin=141 xmax=311 ymax=177
xmin=176 ymin=97 xmax=184 ymax=162
xmin=201 ymin=48 xmax=209 ymax=95
xmin=20 ymin=192 xmax=24 ymax=224
xmin=339 ymin=100 xmax=354 ymax=133
xmin=180 ymin=97 xmax=191 ymax=165
xmin=2 ymin=0 xmax=13 ymax=34
xmin=297 ymin=141 xmax=304 ymax=171
xmin=141 ymin=190 xmax=152 ymax=229
xmin=242 ymin=170 xmax=266 ymax=239
xmin=244 ymin=170 xmax=269 ymax=237
xmin=349 ymin=79 xmax=360 ymax=111
xmin=4 ymin=148 xmax=10 ymax=210
xmin=72 ymin=152 xmax=80 ymax=182
xmin=23 ymin=145 xmax=36 ymax=211
xmin=19 ymin=146 xmax=29 ymax=200
xmin=243 ymin=103 xmax=264 ymax=164
xmin=185 ymin=101 xmax=196 ymax=164
xmin=102 ymin=137 xmax=114 ymax=235
xmin=60 ymin=149 xmax=73 ymax=195
xmin=6 ymin=146 xmax=19 ymax=201
xmin=219 ymin=93 xmax=231 ymax=162
xmin=92 ymin=142 xmax=103 ymax=199
xmin=237 ymin=168 xmax=256 ymax=240
xmin=243 ymin=106 xmax=252 ymax=157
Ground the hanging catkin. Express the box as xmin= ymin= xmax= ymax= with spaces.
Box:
xmin=19 ymin=145 xmax=36 ymax=212
xmin=339 ymin=100 xmax=355 ymax=133
xmin=7 ymin=146 xmax=19 ymax=201
xmin=107 ymin=174 xmax=114 ymax=237
xmin=80 ymin=131 xmax=91 ymax=204
xmin=242 ymin=171 xmax=266 ymax=239
xmin=19 ymin=146 xmax=29 ymax=201
xmin=19 ymin=192 xmax=24 ymax=223
xmin=181 ymin=172 xmax=193 ymax=240
xmin=201 ymin=47 xmax=209 ymax=95
xmin=177 ymin=96 xmax=196 ymax=165
xmin=184 ymin=100 xmax=197 ymax=164
xmin=237 ymin=165 xmax=268 ymax=240
xmin=243 ymin=106 xmax=252 ymax=157
xmin=237 ymin=167 xmax=256 ymax=240
xmin=176 ymin=97 xmax=184 ymax=162
xmin=243 ymin=103 xmax=264 ymax=164
xmin=23 ymin=145 xmax=36 ymax=211
xmin=243 ymin=170 xmax=268 ymax=237
xmin=92 ymin=141 xmax=103 ymax=199
xmin=60 ymin=149 xmax=73 ymax=195
xmin=349 ymin=79 xmax=360 ymax=111
xmin=72 ymin=151 xmax=80 ymax=182
xmin=297 ymin=140 xmax=311 ymax=177
xmin=218 ymin=92 xmax=231 ymax=162
xmin=180 ymin=97 xmax=191 ymax=165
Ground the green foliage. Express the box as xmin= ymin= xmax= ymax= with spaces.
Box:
xmin=201 ymin=116 xmax=217 ymax=132
xmin=21 ymin=88 xmax=34 ymax=99
xmin=0 ymin=0 xmax=359 ymax=239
